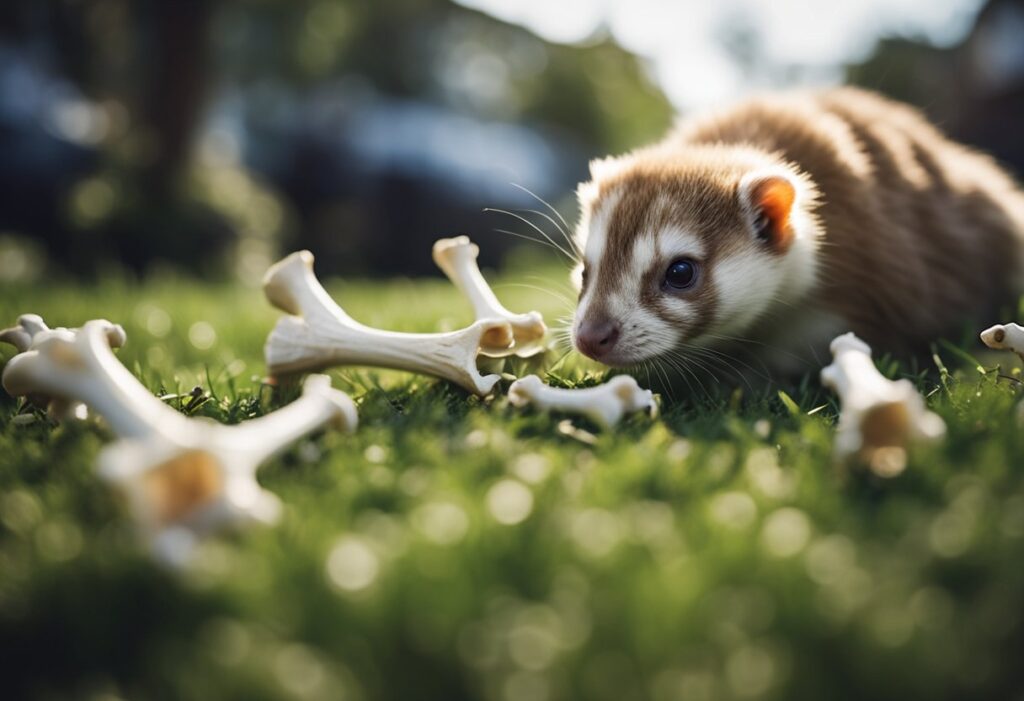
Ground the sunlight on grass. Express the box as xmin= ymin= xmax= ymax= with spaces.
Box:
xmin=1 ymin=265 xmax=1024 ymax=700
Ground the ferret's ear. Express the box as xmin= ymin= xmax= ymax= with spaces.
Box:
xmin=739 ymin=172 xmax=797 ymax=252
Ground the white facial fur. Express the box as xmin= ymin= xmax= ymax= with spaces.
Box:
xmin=572 ymin=162 xmax=823 ymax=367
xmin=701 ymin=169 xmax=822 ymax=340
xmin=574 ymin=190 xmax=641 ymax=353
xmin=574 ymin=193 xmax=696 ymax=362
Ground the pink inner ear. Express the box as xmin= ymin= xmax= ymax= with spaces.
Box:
xmin=751 ymin=176 xmax=796 ymax=250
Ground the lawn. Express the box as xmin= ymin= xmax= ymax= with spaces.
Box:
xmin=2 ymin=261 xmax=1024 ymax=701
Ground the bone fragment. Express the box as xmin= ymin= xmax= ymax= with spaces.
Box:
xmin=981 ymin=322 xmax=1024 ymax=424
xmin=507 ymin=374 xmax=655 ymax=429
xmin=432 ymin=236 xmax=547 ymax=357
xmin=1 ymin=313 xmax=125 ymax=420
xmin=263 ymin=250 xmax=511 ymax=396
xmin=820 ymin=332 xmax=945 ymax=476
xmin=980 ymin=322 xmax=1024 ymax=364
xmin=2 ymin=317 xmax=357 ymax=565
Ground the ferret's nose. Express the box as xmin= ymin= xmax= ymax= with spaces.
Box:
xmin=575 ymin=317 xmax=621 ymax=360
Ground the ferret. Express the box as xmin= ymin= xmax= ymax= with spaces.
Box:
xmin=571 ymin=87 xmax=1024 ymax=381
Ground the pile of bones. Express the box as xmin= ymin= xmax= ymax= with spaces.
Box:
xmin=2 ymin=235 xmax=1015 ymax=565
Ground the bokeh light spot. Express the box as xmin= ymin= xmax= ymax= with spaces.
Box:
xmin=188 ymin=321 xmax=217 ymax=350
xmin=412 ymin=501 xmax=470 ymax=545
xmin=326 ymin=536 xmax=379 ymax=592
xmin=760 ymin=508 xmax=811 ymax=557
xmin=487 ymin=479 xmax=534 ymax=525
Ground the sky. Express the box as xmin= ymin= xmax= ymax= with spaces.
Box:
xmin=453 ymin=0 xmax=986 ymax=109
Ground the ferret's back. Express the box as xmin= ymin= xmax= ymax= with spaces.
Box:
xmin=672 ymin=88 xmax=1024 ymax=352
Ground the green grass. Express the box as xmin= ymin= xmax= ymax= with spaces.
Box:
xmin=2 ymin=265 xmax=1024 ymax=701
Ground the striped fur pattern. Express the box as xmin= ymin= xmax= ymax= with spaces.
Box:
xmin=572 ymin=87 xmax=1024 ymax=376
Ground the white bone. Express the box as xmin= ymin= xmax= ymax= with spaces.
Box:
xmin=432 ymin=236 xmax=547 ymax=357
xmin=2 ymin=317 xmax=357 ymax=565
xmin=820 ymin=332 xmax=945 ymax=475
xmin=263 ymin=250 xmax=511 ymax=396
xmin=982 ymin=323 xmax=1024 ymax=422
xmin=980 ymin=322 xmax=1024 ymax=363
xmin=1 ymin=313 xmax=126 ymax=421
xmin=0 ymin=313 xmax=59 ymax=352
xmin=507 ymin=374 xmax=655 ymax=429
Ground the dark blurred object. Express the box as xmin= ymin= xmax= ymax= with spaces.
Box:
xmin=0 ymin=0 xmax=672 ymax=277
xmin=848 ymin=0 xmax=1024 ymax=177
xmin=0 ymin=1 xmax=235 ymax=277
xmin=273 ymin=94 xmax=582 ymax=275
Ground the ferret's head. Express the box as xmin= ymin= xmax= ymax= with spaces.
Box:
xmin=570 ymin=145 xmax=821 ymax=367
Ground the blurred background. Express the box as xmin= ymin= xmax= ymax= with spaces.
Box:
xmin=0 ymin=0 xmax=1021 ymax=282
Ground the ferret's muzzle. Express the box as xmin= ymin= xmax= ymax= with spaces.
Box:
xmin=574 ymin=316 xmax=621 ymax=363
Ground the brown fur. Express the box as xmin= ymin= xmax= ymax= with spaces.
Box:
xmin=580 ymin=147 xmax=788 ymax=344
xmin=586 ymin=87 xmax=1024 ymax=357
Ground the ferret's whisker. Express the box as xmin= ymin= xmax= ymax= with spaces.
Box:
xmin=680 ymin=351 xmax=721 ymax=384
xmin=640 ymin=361 xmax=654 ymax=396
xmin=508 ymin=182 xmax=579 ymax=254
xmin=523 ymin=273 xmax=577 ymax=293
xmin=515 ymin=209 xmax=580 ymax=259
xmin=682 ymin=343 xmax=767 ymax=382
xmin=491 ymin=227 xmax=563 ymax=254
xmin=484 ymin=208 xmax=576 ymax=262
xmin=653 ymin=357 xmax=683 ymax=401
xmin=662 ymin=344 xmax=757 ymax=397
xmin=652 ymin=360 xmax=676 ymax=402
xmin=681 ymin=347 xmax=757 ymax=394
xmin=659 ymin=351 xmax=708 ymax=400
xmin=676 ymin=357 xmax=706 ymax=402
xmin=700 ymin=332 xmax=813 ymax=370
xmin=491 ymin=282 xmax=575 ymax=308
xmin=668 ymin=352 xmax=716 ymax=399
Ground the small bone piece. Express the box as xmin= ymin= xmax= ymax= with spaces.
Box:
xmin=507 ymin=374 xmax=655 ymax=429
xmin=263 ymin=250 xmax=512 ymax=395
xmin=982 ymin=323 xmax=1024 ymax=423
xmin=432 ymin=236 xmax=547 ymax=357
xmin=1 ymin=313 xmax=126 ymax=420
xmin=3 ymin=317 xmax=357 ymax=565
xmin=820 ymin=332 xmax=945 ymax=476
xmin=0 ymin=313 xmax=57 ymax=353
xmin=980 ymin=322 xmax=1024 ymax=363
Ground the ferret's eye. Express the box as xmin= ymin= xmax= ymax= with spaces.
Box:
xmin=664 ymin=260 xmax=698 ymax=290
